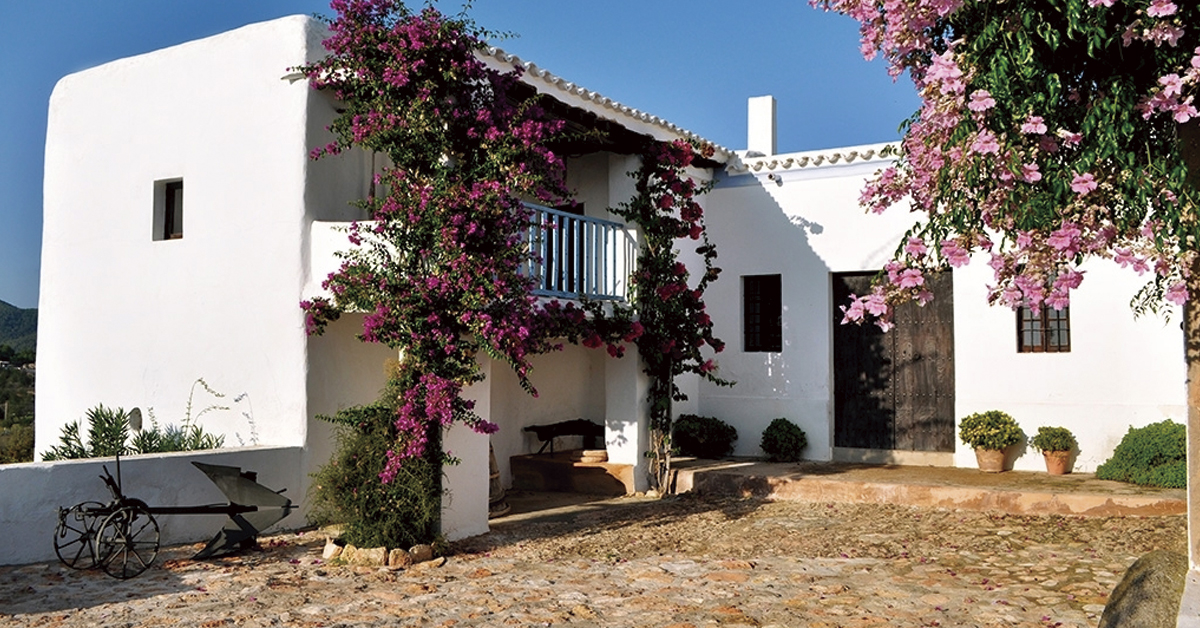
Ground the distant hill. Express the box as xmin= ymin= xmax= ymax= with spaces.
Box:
xmin=0 ymin=301 xmax=36 ymax=353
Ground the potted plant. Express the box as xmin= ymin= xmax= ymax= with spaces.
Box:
xmin=1029 ymin=426 xmax=1077 ymax=475
xmin=958 ymin=411 xmax=1022 ymax=472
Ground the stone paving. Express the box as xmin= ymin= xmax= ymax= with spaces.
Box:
xmin=0 ymin=492 xmax=1186 ymax=628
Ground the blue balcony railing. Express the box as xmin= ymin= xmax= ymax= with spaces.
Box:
xmin=523 ymin=203 xmax=636 ymax=301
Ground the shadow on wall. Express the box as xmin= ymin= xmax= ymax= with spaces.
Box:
xmin=700 ymin=175 xmax=832 ymax=452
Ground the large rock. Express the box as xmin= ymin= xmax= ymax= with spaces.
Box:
xmin=388 ymin=548 xmax=412 ymax=569
xmin=1098 ymin=550 xmax=1187 ymax=628
xmin=409 ymin=544 xmax=434 ymax=563
xmin=350 ymin=546 xmax=388 ymax=566
xmin=322 ymin=538 xmax=343 ymax=560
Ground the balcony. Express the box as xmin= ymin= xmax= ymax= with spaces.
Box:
xmin=309 ymin=204 xmax=636 ymax=302
xmin=523 ymin=203 xmax=636 ymax=301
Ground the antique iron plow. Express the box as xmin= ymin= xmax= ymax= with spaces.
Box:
xmin=53 ymin=457 xmax=294 ymax=579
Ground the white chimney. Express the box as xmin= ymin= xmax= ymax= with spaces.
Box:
xmin=747 ymin=95 xmax=777 ymax=157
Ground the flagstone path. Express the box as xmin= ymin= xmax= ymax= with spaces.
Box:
xmin=0 ymin=494 xmax=1186 ymax=627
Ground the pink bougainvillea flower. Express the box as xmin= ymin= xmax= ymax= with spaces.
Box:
xmin=1174 ymin=100 xmax=1197 ymax=123
xmin=1147 ymin=0 xmax=1178 ymax=17
xmin=1048 ymin=223 xmax=1083 ymax=253
xmin=1087 ymin=0 xmax=1114 ymax=5
xmin=1046 ymin=289 xmax=1071 ymax=311
xmin=904 ymin=236 xmax=928 ymax=257
xmin=927 ymin=50 xmax=965 ymax=95
xmin=1021 ymin=163 xmax=1042 ymax=183
xmin=1020 ymin=116 xmax=1048 ymax=134
xmin=1058 ymin=130 xmax=1083 ymax=146
xmin=864 ymin=292 xmax=889 ymax=317
xmin=971 ymin=130 xmax=1000 ymax=155
xmin=967 ymin=90 xmax=996 ymax=112
xmin=897 ymin=268 xmax=925 ymax=289
xmin=839 ymin=295 xmax=866 ymax=324
xmin=1167 ymin=282 xmax=1189 ymax=305
xmin=1070 ymin=172 xmax=1097 ymax=195
xmin=940 ymin=239 xmax=972 ymax=267
xmin=1160 ymin=73 xmax=1184 ymax=97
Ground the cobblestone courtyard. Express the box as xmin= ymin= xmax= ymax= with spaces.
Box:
xmin=0 ymin=493 xmax=1187 ymax=627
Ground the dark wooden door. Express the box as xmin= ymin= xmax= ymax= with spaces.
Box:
xmin=832 ymin=271 xmax=955 ymax=452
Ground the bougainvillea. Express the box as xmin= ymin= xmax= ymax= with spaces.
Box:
xmin=812 ymin=0 xmax=1200 ymax=564
xmin=300 ymin=0 xmax=726 ymax=497
xmin=810 ymin=0 xmax=1199 ymax=325
xmin=609 ymin=139 xmax=732 ymax=488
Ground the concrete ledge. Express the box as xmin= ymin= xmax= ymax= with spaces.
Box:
xmin=833 ymin=447 xmax=955 ymax=467
xmin=674 ymin=460 xmax=1187 ymax=517
xmin=0 ymin=446 xmax=305 ymax=566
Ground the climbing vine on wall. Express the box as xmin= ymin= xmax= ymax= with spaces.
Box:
xmin=609 ymin=139 xmax=732 ymax=489
xmin=300 ymin=0 xmax=727 ymax=515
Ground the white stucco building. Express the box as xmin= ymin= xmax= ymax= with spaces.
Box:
xmin=705 ymin=101 xmax=1184 ymax=473
xmin=31 ymin=15 xmax=1186 ymax=552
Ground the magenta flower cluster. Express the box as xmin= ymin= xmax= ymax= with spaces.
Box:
xmin=300 ymin=2 xmax=725 ymax=486
xmin=813 ymin=0 xmax=1200 ymax=328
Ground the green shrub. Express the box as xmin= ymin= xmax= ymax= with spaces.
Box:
xmin=1096 ymin=420 xmax=1187 ymax=488
xmin=760 ymin=418 xmax=807 ymax=462
xmin=0 ymin=422 xmax=33 ymax=463
xmin=672 ymin=414 xmax=737 ymax=459
xmin=958 ymin=411 xmax=1022 ymax=450
xmin=42 ymin=403 xmax=224 ymax=461
xmin=309 ymin=368 xmax=442 ymax=549
xmin=1029 ymin=426 xmax=1077 ymax=453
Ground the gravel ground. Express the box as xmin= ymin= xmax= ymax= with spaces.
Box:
xmin=461 ymin=492 xmax=1186 ymax=564
xmin=0 ymin=493 xmax=1187 ymax=627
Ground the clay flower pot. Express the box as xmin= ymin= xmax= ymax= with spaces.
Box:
xmin=974 ymin=448 xmax=1006 ymax=473
xmin=1043 ymin=451 xmax=1071 ymax=475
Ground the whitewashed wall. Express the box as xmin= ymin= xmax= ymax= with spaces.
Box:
xmin=38 ymin=16 xmax=329 ymax=453
xmin=701 ymin=147 xmax=912 ymax=460
xmin=0 ymin=447 xmax=303 ymax=566
xmin=700 ymin=143 xmax=1185 ymax=470
xmin=488 ymin=346 xmax=607 ymax=486
xmin=954 ymin=259 xmax=1184 ymax=472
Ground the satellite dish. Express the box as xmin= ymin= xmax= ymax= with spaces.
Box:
xmin=128 ymin=407 xmax=143 ymax=432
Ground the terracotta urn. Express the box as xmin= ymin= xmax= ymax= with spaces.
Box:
xmin=974 ymin=448 xmax=1006 ymax=473
xmin=1043 ymin=451 xmax=1071 ymax=475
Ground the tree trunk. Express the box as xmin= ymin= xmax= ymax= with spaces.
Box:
xmin=1180 ymin=119 xmax=1200 ymax=571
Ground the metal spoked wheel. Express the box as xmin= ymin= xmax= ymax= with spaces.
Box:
xmin=96 ymin=504 xmax=160 ymax=579
xmin=54 ymin=501 xmax=107 ymax=570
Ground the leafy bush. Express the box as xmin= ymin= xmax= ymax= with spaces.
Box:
xmin=760 ymin=418 xmax=807 ymax=462
xmin=309 ymin=366 xmax=442 ymax=549
xmin=1029 ymin=426 xmax=1077 ymax=453
xmin=958 ymin=411 xmax=1022 ymax=450
xmin=43 ymin=404 xmax=131 ymax=460
xmin=672 ymin=414 xmax=737 ymax=459
xmin=42 ymin=403 xmax=224 ymax=460
xmin=0 ymin=421 xmax=33 ymax=464
xmin=1096 ymin=420 xmax=1187 ymax=488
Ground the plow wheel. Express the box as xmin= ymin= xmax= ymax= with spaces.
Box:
xmin=97 ymin=504 xmax=160 ymax=579
xmin=54 ymin=501 xmax=107 ymax=570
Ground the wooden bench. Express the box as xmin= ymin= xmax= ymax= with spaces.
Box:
xmin=523 ymin=419 xmax=605 ymax=453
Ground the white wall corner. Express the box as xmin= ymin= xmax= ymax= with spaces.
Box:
xmin=441 ymin=358 xmax=492 ymax=541
xmin=1179 ymin=569 xmax=1200 ymax=628
xmin=604 ymin=346 xmax=651 ymax=491
xmin=747 ymin=95 xmax=777 ymax=157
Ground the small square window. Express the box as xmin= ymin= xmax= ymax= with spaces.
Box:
xmin=153 ymin=179 xmax=183 ymax=240
xmin=744 ymin=274 xmax=782 ymax=352
xmin=1017 ymin=305 xmax=1070 ymax=353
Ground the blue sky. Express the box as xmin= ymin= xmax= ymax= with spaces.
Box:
xmin=0 ymin=0 xmax=918 ymax=310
